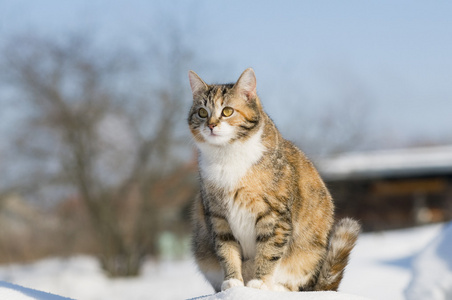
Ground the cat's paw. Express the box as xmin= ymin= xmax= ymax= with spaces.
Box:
xmin=246 ymin=279 xmax=269 ymax=290
xmin=221 ymin=278 xmax=244 ymax=291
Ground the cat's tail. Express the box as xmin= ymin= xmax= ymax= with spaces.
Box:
xmin=314 ymin=218 xmax=361 ymax=291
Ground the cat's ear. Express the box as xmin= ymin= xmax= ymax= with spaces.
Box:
xmin=188 ymin=70 xmax=208 ymax=98
xmin=234 ymin=68 xmax=257 ymax=100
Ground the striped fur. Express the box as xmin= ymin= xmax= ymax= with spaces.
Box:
xmin=188 ymin=68 xmax=360 ymax=292
xmin=314 ymin=218 xmax=360 ymax=291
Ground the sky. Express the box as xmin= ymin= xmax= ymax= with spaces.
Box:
xmin=1 ymin=0 xmax=451 ymax=150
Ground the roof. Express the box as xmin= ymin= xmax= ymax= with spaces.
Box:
xmin=316 ymin=145 xmax=452 ymax=181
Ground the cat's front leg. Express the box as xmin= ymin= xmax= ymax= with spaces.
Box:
xmin=211 ymin=216 xmax=244 ymax=290
xmin=248 ymin=208 xmax=291 ymax=290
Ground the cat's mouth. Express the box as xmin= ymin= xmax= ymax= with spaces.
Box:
xmin=202 ymin=130 xmax=231 ymax=145
xmin=206 ymin=127 xmax=221 ymax=137
xmin=201 ymin=125 xmax=234 ymax=145
xmin=202 ymin=129 xmax=220 ymax=140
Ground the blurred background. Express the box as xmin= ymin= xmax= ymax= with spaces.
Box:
xmin=0 ymin=1 xmax=451 ymax=299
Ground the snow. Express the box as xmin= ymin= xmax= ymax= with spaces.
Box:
xmin=405 ymin=222 xmax=452 ymax=300
xmin=0 ymin=258 xmax=212 ymax=300
xmin=189 ymin=287 xmax=369 ymax=300
xmin=0 ymin=223 xmax=450 ymax=300
xmin=340 ymin=223 xmax=443 ymax=300
xmin=0 ymin=281 xmax=73 ymax=300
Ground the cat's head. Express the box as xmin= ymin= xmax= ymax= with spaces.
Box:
xmin=188 ymin=68 xmax=262 ymax=146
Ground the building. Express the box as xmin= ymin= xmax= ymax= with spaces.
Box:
xmin=316 ymin=145 xmax=452 ymax=231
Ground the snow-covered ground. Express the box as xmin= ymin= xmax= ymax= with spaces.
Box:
xmin=0 ymin=223 xmax=449 ymax=300
xmin=406 ymin=222 xmax=452 ymax=300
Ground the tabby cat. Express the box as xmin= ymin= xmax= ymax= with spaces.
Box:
xmin=188 ymin=68 xmax=360 ymax=292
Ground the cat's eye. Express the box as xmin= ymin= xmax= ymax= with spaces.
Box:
xmin=222 ymin=107 xmax=234 ymax=117
xmin=198 ymin=108 xmax=208 ymax=118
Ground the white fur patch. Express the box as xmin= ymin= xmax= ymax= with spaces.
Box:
xmin=247 ymin=279 xmax=268 ymax=290
xmin=228 ymin=199 xmax=257 ymax=260
xmin=221 ymin=278 xmax=244 ymax=291
xmin=197 ymin=126 xmax=265 ymax=191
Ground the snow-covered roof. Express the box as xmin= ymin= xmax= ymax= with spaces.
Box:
xmin=316 ymin=145 xmax=452 ymax=181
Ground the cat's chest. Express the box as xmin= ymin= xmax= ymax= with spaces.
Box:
xmin=200 ymin=157 xmax=250 ymax=191
xmin=197 ymin=128 xmax=265 ymax=190
xmin=198 ymin=129 xmax=265 ymax=259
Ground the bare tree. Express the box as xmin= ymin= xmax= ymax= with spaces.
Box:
xmin=0 ymin=32 xmax=193 ymax=276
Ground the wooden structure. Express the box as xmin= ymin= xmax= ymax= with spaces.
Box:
xmin=316 ymin=145 xmax=452 ymax=231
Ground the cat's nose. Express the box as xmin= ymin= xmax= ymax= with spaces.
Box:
xmin=208 ymin=123 xmax=217 ymax=130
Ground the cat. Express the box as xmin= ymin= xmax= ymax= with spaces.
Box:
xmin=188 ymin=68 xmax=360 ymax=292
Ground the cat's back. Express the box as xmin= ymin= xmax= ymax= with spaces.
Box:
xmin=258 ymin=117 xmax=320 ymax=180
xmin=256 ymin=117 xmax=334 ymax=221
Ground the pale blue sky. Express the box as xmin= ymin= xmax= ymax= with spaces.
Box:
xmin=1 ymin=0 xmax=451 ymax=149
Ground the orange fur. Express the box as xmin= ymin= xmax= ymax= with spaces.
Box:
xmin=188 ymin=68 xmax=360 ymax=292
